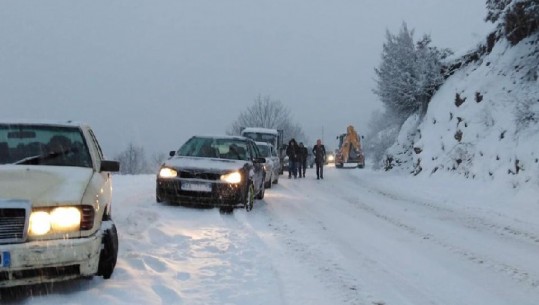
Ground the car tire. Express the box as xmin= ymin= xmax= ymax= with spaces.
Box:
xmin=244 ymin=182 xmax=255 ymax=211
xmin=273 ymin=175 xmax=279 ymax=184
xmin=256 ymin=178 xmax=265 ymax=200
xmin=336 ymin=163 xmax=343 ymax=168
xmin=266 ymin=173 xmax=272 ymax=189
xmin=219 ymin=207 xmax=234 ymax=214
xmin=97 ymin=221 xmax=118 ymax=279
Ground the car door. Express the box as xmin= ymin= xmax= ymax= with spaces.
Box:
xmin=269 ymin=145 xmax=279 ymax=177
xmin=247 ymin=141 xmax=265 ymax=192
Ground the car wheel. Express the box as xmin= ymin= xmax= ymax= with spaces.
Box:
xmin=336 ymin=163 xmax=343 ymax=168
xmin=244 ymin=182 xmax=255 ymax=211
xmin=155 ymin=188 xmax=163 ymax=203
xmin=97 ymin=221 xmax=118 ymax=279
xmin=256 ymin=178 xmax=265 ymax=200
xmin=266 ymin=173 xmax=272 ymax=189
xmin=219 ymin=207 xmax=234 ymax=214
xmin=273 ymin=175 xmax=279 ymax=184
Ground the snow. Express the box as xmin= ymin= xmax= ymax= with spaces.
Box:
xmin=3 ymin=166 xmax=539 ymax=304
xmin=0 ymin=165 xmax=92 ymax=205
xmin=241 ymin=128 xmax=279 ymax=135
xmin=384 ymin=34 xmax=539 ymax=186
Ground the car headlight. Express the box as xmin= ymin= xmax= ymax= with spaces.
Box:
xmin=328 ymin=155 xmax=335 ymax=161
xmin=28 ymin=207 xmax=82 ymax=236
xmin=221 ymin=171 xmax=242 ymax=184
xmin=159 ymin=167 xmax=178 ymax=178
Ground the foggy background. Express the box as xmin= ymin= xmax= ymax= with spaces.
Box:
xmin=0 ymin=0 xmax=492 ymax=156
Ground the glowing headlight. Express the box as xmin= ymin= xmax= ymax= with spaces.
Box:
xmin=50 ymin=207 xmax=81 ymax=231
xmin=28 ymin=207 xmax=82 ymax=236
xmin=29 ymin=211 xmax=51 ymax=236
xmin=221 ymin=171 xmax=242 ymax=184
xmin=328 ymin=155 xmax=335 ymax=161
xmin=159 ymin=167 xmax=177 ymax=178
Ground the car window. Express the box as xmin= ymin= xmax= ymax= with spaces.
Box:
xmin=178 ymin=137 xmax=250 ymax=160
xmin=249 ymin=142 xmax=260 ymax=159
xmin=256 ymin=144 xmax=270 ymax=157
xmin=0 ymin=124 xmax=92 ymax=167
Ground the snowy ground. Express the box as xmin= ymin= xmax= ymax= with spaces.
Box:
xmin=2 ymin=165 xmax=539 ymax=305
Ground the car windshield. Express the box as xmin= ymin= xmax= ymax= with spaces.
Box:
xmin=0 ymin=124 xmax=92 ymax=167
xmin=256 ymin=144 xmax=270 ymax=157
xmin=177 ymin=137 xmax=250 ymax=161
xmin=242 ymin=132 xmax=276 ymax=144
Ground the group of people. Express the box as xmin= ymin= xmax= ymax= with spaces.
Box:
xmin=286 ymin=138 xmax=326 ymax=180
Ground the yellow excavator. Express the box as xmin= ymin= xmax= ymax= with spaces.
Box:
xmin=335 ymin=125 xmax=365 ymax=168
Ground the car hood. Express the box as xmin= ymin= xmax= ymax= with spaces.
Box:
xmin=0 ymin=165 xmax=93 ymax=206
xmin=164 ymin=157 xmax=247 ymax=173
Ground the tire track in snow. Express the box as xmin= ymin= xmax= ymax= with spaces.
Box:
xmin=246 ymin=179 xmax=432 ymax=305
xmin=324 ymin=170 xmax=539 ymax=289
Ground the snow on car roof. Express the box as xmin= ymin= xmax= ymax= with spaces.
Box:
xmin=0 ymin=119 xmax=88 ymax=128
xmin=191 ymin=134 xmax=250 ymax=141
xmin=241 ymin=127 xmax=278 ymax=135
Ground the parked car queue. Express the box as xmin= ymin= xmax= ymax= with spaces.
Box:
xmin=156 ymin=135 xmax=283 ymax=214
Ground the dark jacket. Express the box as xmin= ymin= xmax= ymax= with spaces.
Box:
xmin=286 ymin=139 xmax=299 ymax=162
xmin=298 ymin=145 xmax=308 ymax=163
xmin=312 ymin=144 xmax=326 ymax=164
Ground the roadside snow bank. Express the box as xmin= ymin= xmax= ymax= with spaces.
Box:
xmin=385 ymin=34 xmax=539 ymax=187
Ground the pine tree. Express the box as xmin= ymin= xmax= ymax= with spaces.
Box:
xmin=373 ymin=23 xmax=450 ymax=120
xmin=373 ymin=23 xmax=417 ymax=119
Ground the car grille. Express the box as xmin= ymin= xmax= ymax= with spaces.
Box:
xmin=179 ymin=171 xmax=221 ymax=180
xmin=0 ymin=208 xmax=27 ymax=243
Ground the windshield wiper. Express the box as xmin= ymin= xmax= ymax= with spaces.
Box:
xmin=12 ymin=147 xmax=79 ymax=165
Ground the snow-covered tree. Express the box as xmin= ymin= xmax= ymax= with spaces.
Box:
xmin=486 ymin=0 xmax=539 ymax=45
xmin=228 ymin=94 xmax=306 ymax=142
xmin=485 ymin=0 xmax=513 ymax=22
xmin=415 ymin=35 xmax=452 ymax=114
xmin=373 ymin=23 xmax=417 ymax=120
xmin=115 ymin=142 xmax=150 ymax=175
xmin=370 ymin=23 xmax=450 ymax=169
xmin=373 ymin=23 xmax=450 ymax=121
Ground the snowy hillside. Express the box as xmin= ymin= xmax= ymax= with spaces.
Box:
xmin=384 ymin=33 xmax=539 ymax=187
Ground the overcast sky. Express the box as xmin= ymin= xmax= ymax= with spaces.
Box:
xmin=0 ymin=0 xmax=493 ymax=156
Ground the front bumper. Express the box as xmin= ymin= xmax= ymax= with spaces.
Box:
xmin=156 ymin=179 xmax=245 ymax=207
xmin=335 ymin=152 xmax=365 ymax=164
xmin=0 ymin=232 xmax=102 ymax=288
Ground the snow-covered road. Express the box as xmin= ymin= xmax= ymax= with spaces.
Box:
xmin=3 ymin=166 xmax=539 ymax=305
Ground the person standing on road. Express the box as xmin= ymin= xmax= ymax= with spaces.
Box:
xmin=312 ymin=139 xmax=326 ymax=180
xmin=286 ymin=138 xmax=299 ymax=179
xmin=297 ymin=142 xmax=308 ymax=178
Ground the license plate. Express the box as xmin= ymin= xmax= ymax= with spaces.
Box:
xmin=0 ymin=251 xmax=10 ymax=267
xmin=181 ymin=182 xmax=212 ymax=192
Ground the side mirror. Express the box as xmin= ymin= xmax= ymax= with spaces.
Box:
xmin=169 ymin=151 xmax=176 ymax=157
xmin=253 ymin=157 xmax=266 ymax=164
xmin=100 ymin=160 xmax=120 ymax=172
